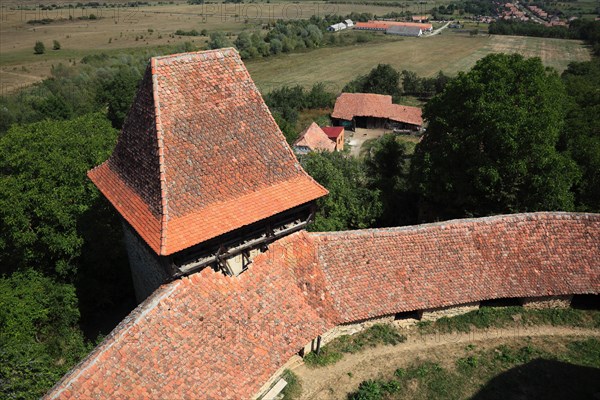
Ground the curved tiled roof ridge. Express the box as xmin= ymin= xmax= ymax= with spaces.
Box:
xmin=45 ymin=212 xmax=599 ymax=399
xmin=311 ymin=212 xmax=600 ymax=323
xmin=310 ymin=211 xmax=599 ymax=238
xmin=89 ymin=48 xmax=328 ymax=256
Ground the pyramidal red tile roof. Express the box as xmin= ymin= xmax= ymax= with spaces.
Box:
xmin=45 ymin=213 xmax=600 ymax=399
xmin=294 ymin=122 xmax=336 ymax=152
xmin=331 ymin=93 xmax=423 ymax=126
xmin=89 ymin=49 xmax=328 ymax=255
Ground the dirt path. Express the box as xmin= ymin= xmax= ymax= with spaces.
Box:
xmin=423 ymin=21 xmax=451 ymax=37
xmin=293 ymin=325 xmax=600 ymax=399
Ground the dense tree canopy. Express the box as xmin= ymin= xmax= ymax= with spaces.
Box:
xmin=411 ymin=54 xmax=579 ymax=220
xmin=343 ymin=64 xmax=402 ymax=100
xmin=0 ymin=114 xmax=117 ymax=277
xmin=365 ymin=134 xmax=418 ymax=227
xmin=0 ymin=270 xmax=90 ymax=400
xmin=561 ymin=59 xmax=600 ymax=212
xmin=302 ymin=151 xmax=382 ymax=231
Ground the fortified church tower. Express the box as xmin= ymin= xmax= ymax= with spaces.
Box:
xmin=89 ymin=48 xmax=328 ymax=301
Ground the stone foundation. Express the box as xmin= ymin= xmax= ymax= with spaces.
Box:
xmin=521 ymin=295 xmax=573 ymax=309
xmin=420 ymin=302 xmax=480 ymax=322
xmin=320 ymin=315 xmax=396 ymax=346
xmin=393 ymin=317 xmax=421 ymax=329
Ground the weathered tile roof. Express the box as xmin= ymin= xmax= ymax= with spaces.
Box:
xmin=89 ymin=49 xmax=328 ymax=255
xmin=45 ymin=232 xmax=333 ymax=400
xmin=294 ymin=122 xmax=336 ymax=152
xmin=46 ymin=213 xmax=600 ymax=399
xmin=331 ymin=93 xmax=423 ymax=126
xmin=312 ymin=213 xmax=600 ymax=323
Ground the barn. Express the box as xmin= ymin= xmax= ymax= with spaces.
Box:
xmin=327 ymin=22 xmax=347 ymax=32
xmin=331 ymin=93 xmax=423 ymax=131
xmin=386 ymin=25 xmax=423 ymax=37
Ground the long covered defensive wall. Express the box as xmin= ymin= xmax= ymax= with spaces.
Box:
xmin=47 ymin=212 xmax=600 ymax=399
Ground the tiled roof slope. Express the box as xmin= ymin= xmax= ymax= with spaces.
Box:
xmin=321 ymin=126 xmax=344 ymax=139
xmin=89 ymin=49 xmax=328 ymax=255
xmin=331 ymin=93 xmax=423 ymax=126
xmin=312 ymin=213 xmax=600 ymax=323
xmin=45 ymin=232 xmax=333 ymax=400
xmin=294 ymin=122 xmax=336 ymax=152
xmin=46 ymin=213 xmax=599 ymax=399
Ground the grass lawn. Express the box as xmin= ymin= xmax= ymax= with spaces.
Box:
xmin=246 ymin=33 xmax=591 ymax=92
xmin=348 ymin=337 xmax=600 ymax=400
xmin=296 ymin=306 xmax=600 ymax=399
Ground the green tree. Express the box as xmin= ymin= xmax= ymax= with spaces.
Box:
xmin=561 ymin=59 xmax=600 ymax=212
xmin=234 ymin=31 xmax=257 ymax=59
xmin=0 ymin=270 xmax=90 ymax=400
xmin=52 ymin=40 xmax=61 ymax=50
xmin=0 ymin=114 xmax=117 ymax=277
xmin=411 ymin=54 xmax=578 ymax=221
xmin=302 ymin=151 xmax=382 ymax=231
xmin=365 ymin=134 xmax=418 ymax=226
xmin=98 ymin=66 xmax=142 ymax=129
xmin=34 ymin=41 xmax=45 ymax=54
xmin=344 ymin=64 xmax=402 ymax=100
xmin=207 ymin=31 xmax=232 ymax=50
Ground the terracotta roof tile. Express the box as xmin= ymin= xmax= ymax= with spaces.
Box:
xmin=46 ymin=213 xmax=600 ymax=399
xmin=89 ymin=49 xmax=328 ymax=255
xmin=294 ymin=122 xmax=336 ymax=152
xmin=312 ymin=213 xmax=600 ymax=323
xmin=46 ymin=233 xmax=332 ymax=400
xmin=331 ymin=93 xmax=422 ymax=126
xmin=368 ymin=20 xmax=433 ymax=30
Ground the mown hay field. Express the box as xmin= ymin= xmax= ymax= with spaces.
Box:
xmin=247 ymin=33 xmax=591 ymax=92
xmin=0 ymin=0 xmax=592 ymax=93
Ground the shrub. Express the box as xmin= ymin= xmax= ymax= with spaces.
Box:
xmin=53 ymin=40 xmax=61 ymax=50
xmin=34 ymin=41 xmax=45 ymax=54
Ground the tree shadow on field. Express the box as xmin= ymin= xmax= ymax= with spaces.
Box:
xmin=471 ymin=359 xmax=600 ymax=400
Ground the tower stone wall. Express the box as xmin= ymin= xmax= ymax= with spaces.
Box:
xmin=122 ymin=222 xmax=171 ymax=302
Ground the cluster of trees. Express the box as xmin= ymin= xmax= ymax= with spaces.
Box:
xmin=343 ymin=64 xmax=451 ymax=101
xmin=489 ymin=20 xmax=600 ymax=55
xmin=0 ymin=114 xmax=134 ymax=399
xmin=212 ymin=13 xmax=376 ymax=61
xmin=0 ymin=48 xmax=181 ymax=133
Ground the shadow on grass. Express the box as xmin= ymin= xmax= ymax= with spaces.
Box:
xmin=471 ymin=359 xmax=600 ymax=400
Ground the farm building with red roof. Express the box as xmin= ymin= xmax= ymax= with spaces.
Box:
xmin=45 ymin=49 xmax=600 ymax=400
xmin=321 ymin=126 xmax=345 ymax=150
xmin=332 ymin=92 xmax=423 ymax=131
xmin=293 ymin=122 xmax=336 ymax=154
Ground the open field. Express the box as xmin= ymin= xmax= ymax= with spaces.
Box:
xmin=247 ymin=33 xmax=591 ymax=92
xmin=0 ymin=1 xmax=594 ymax=93
xmin=0 ymin=0 xmax=412 ymax=91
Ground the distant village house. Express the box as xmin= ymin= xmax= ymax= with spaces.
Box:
xmin=327 ymin=19 xmax=353 ymax=32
